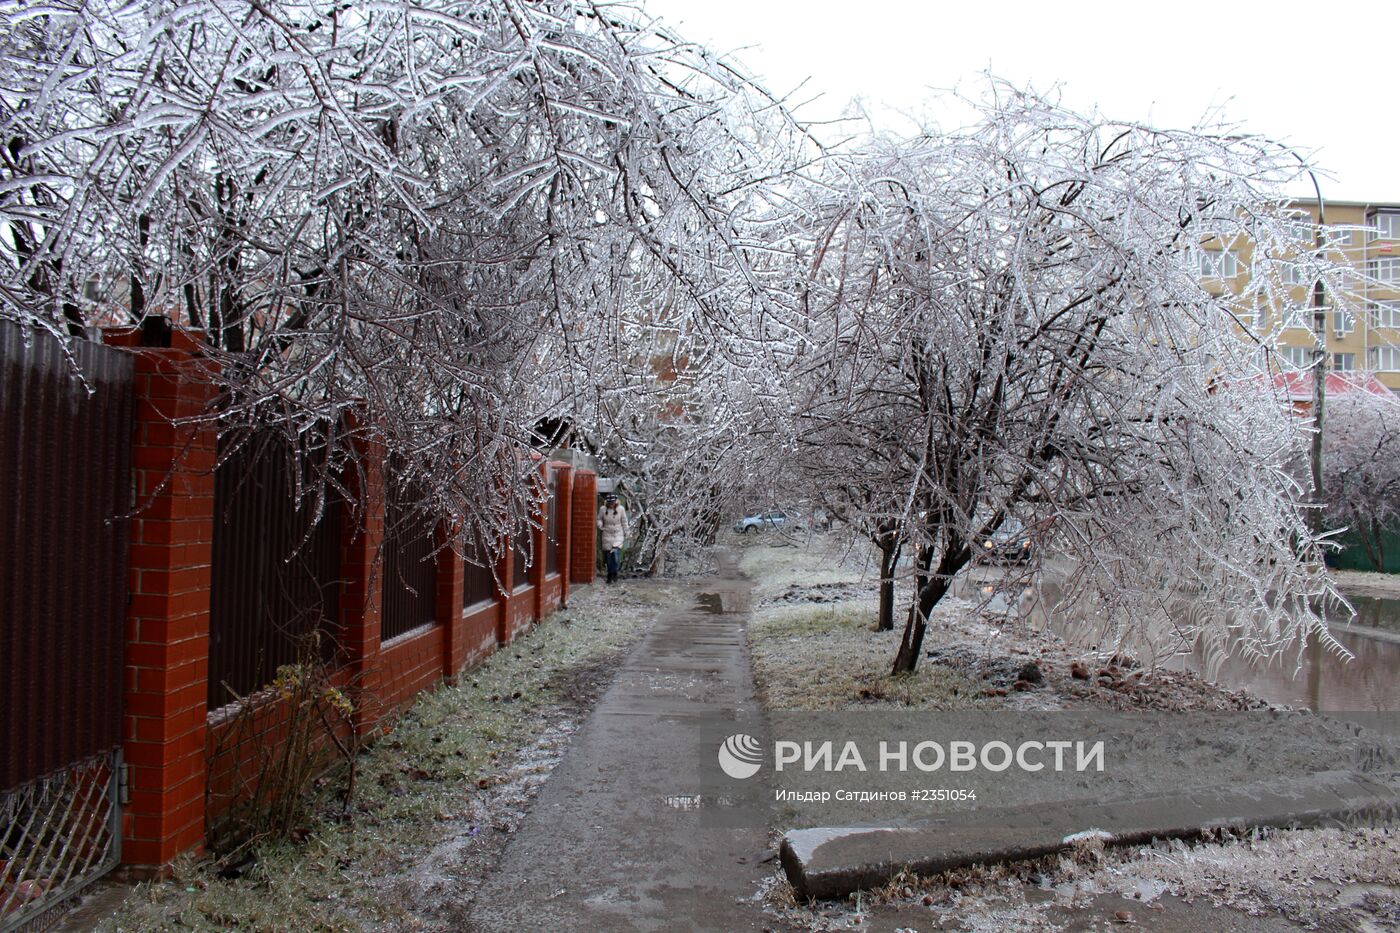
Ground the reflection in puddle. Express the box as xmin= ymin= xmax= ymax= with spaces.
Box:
xmin=1181 ymin=628 xmax=1400 ymax=712
xmin=1340 ymin=595 xmax=1400 ymax=632
xmin=985 ymin=573 xmax=1400 ymax=712
xmin=697 ymin=590 xmax=752 ymax=614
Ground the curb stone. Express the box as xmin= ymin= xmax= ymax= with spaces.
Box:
xmin=780 ymin=769 xmax=1400 ymax=899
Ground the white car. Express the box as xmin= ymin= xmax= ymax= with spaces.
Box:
xmin=733 ymin=508 xmax=801 ymax=534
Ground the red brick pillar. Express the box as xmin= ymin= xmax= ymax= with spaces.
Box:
xmin=106 ymin=330 xmax=217 ymax=869
xmin=339 ymin=440 xmax=385 ymax=735
xmin=554 ymin=464 xmax=573 ymax=607
xmin=570 ymin=469 xmax=596 ymax=585
xmin=438 ymin=523 xmax=466 ymax=679
xmin=531 ymin=461 xmax=548 ymax=621
xmin=493 ymin=520 xmax=514 ymax=645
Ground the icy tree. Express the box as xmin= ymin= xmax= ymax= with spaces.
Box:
xmin=772 ymin=87 xmax=1351 ymax=673
xmin=587 ymin=343 xmax=751 ymax=575
xmin=0 ymin=0 xmax=794 ymax=548
xmin=572 ymin=260 xmax=803 ymax=574
xmin=1323 ymin=389 xmax=1400 ymax=571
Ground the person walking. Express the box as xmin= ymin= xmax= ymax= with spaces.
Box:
xmin=597 ymin=493 xmax=628 ymax=584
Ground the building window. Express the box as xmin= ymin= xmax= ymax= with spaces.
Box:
xmin=1333 ymin=308 xmax=1355 ymax=336
xmin=1332 ymin=352 xmax=1356 ymax=372
xmin=1368 ymin=257 xmax=1400 ymax=282
xmin=1282 ymin=218 xmax=1313 ymax=244
xmin=1370 ymin=212 xmax=1400 ymax=241
xmin=1371 ymin=345 xmax=1400 ymax=372
xmin=1198 ymin=249 xmax=1240 ymax=279
xmin=1372 ymin=300 xmax=1400 ymax=329
xmin=1276 ymin=345 xmax=1315 ymax=369
xmin=1325 ymin=227 xmax=1352 ymax=248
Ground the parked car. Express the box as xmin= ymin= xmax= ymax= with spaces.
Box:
xmin=733 ymin=508 xmax=802 ymax=534
xmin=977 ymin=519 xmax=1033 ymax=565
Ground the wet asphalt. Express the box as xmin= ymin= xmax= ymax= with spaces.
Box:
xmin=466 ymin=551 xmax=771 ymax=931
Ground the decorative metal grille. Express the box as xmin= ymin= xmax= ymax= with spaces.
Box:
xmin=1 ymin=751 xmax=120 ymax=933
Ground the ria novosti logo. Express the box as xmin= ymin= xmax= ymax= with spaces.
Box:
xmin=717 ymin=733 xmax=763 ymax=779
xmin=716 ymin=736 xmax=1105 ymax=779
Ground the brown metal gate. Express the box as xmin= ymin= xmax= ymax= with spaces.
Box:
xmin=0 ymin=322 xmax=133 ymax=931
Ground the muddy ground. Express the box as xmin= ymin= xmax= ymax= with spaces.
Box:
xmin=1335 ymin=568 xmax=1400 ymax=601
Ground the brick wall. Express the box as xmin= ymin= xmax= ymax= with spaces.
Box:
xmin=438 ymin=523 xmax=467 ymax=680
xmin=539 ymin=575 xmax=564 ymax=618
xmin=376 ymin=625 xmax=446 ymax=716
xmin=556 ymin=466 xmax=573 ymax=607
xmin=459 ymin=601 xmax=500 ymax=670
xmin=337 ymin=434 xmax=385 ymax=738
xmin=94 ymin=334 xmax=591 ymax=870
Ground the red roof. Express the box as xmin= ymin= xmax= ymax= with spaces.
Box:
xmin=1270 ymin=371 xmax=1394 ymax=401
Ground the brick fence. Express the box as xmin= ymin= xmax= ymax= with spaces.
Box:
xmin=101 ymin=330 xmax=597 ymax=872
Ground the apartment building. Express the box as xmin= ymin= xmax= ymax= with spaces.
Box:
xmin=1202 ymin=199 xmax=1400 ymax=393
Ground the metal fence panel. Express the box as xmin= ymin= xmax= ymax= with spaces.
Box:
xmin=208 ymin=433 xmax=342 ymax=708
xmin=380 ymin=474 xmax=438 ymax=641
xmin=0 ymin=323 xmax=130 ymax=931
xmin=463 ymin=533 xmax=496 ymax=608
xmin=511 ymin=523 xmax=531 ymax=589
xmin=0 ymin=322 xmax=131 ymax=792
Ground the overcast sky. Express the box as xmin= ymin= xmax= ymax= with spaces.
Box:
xmin=642 ymin=0 xmax=1400 ymax=203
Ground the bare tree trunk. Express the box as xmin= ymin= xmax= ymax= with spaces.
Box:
xmin=1366 ymin=517 xmax=1385 ymax=572
xmin=877 ymin=536 xmax=901 ymax=631
xmin=892 ymin=546 xmax=969 ymax=674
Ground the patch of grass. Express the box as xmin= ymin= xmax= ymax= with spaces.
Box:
xmin=106 ymin=585 xmax=653 ymax=932
xmin=754 ymin=602 xmax=871 ymax=639
xmin=734 ymin=536 xmax=868 ymax=601
xmin=748 ymin=598 xmax=985 ymax=712
xmin=737 ymin=539 xmax=989 ymax=712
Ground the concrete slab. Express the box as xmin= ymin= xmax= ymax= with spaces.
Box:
xmin=781 ymin=770 xmax=1400 ymax=900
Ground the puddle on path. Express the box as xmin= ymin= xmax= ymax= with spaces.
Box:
xmin=697 ymin=590 xmax=752 ymax=614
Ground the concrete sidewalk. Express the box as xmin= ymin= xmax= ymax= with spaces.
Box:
xmin=466 ymin=553 xmax=770 ymax=931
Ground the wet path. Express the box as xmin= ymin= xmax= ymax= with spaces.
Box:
xmin=466 ymin=551 xmax=770 ymax=931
